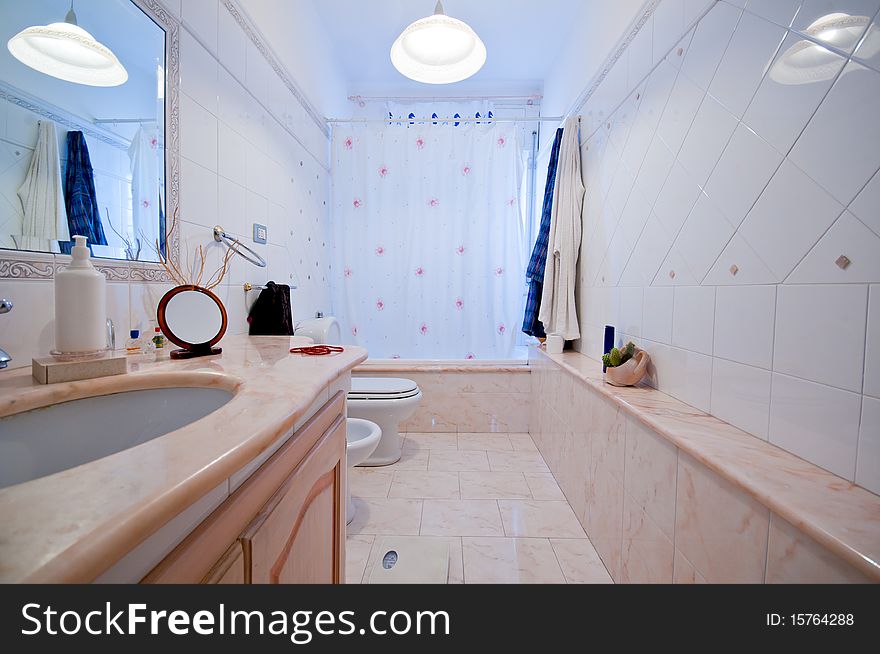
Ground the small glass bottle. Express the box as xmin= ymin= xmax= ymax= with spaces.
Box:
xmin=152 ymin=327 xmax=165 ymax=351
xmin=125 ymin=329 xmax=143 ymax=355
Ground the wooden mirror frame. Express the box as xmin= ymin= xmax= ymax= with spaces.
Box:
xmin=0 ymin=0 xmax=180 ymax=284
xmin=157 ymin=285 xmax=227 ymax=359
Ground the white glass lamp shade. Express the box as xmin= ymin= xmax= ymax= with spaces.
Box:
xmin=390 ymin=3 xmax=486 ymax=84
xmin=7 ymin=21 xmax=128 ymax=87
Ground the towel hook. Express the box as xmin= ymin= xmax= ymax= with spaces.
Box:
xmin=212 ymin=225 xmax=267 ymax=268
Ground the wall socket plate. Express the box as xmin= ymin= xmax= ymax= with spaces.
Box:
xmin=253 ymin=223 xmax=267 ymax=244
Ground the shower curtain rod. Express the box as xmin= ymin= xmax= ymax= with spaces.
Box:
xmin=327 ymin=116 xmax=564 ymax=124
xmin=348 ymin=94 xmax=542 ymax=102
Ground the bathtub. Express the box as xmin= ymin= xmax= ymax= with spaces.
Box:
xmin=352 ymin=346 xmax=531 ymax=433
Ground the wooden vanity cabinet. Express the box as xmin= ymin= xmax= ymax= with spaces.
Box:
xmin=143 ymin=392 xmax=346 ymax=584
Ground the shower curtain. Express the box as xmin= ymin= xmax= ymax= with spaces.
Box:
xmin=330 ymin=122 xmax=525 ymax=359
xmin=129 ymin=124 xmax=161 ymax=255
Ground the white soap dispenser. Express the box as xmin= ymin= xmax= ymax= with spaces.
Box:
xmin=54 ymin=235 xmax=107 ymax=355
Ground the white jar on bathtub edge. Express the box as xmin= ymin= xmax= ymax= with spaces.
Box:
xmin=545 ymin=333 xmax=564 ymax=354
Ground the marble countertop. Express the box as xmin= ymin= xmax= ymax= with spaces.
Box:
xmin=534 ymin=346 xmax=880 ymax=582
xmin=0 ymin=335 xmax=367 ymax=582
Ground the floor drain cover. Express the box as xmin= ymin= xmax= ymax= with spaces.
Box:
xmin=367 ymin=537 xmax=449 ymax=584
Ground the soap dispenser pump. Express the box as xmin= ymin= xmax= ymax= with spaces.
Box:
xmin=53 ymin=235 xmax=107 ymax=356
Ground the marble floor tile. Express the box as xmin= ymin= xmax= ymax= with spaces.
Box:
xmin=462 ymin=537 xmax=566 ymax=583
xmin=523 ymin=472 xmax=566 ymax=500
xmin=347 ymin=497 xmax=423 ymax=536
xmin=388 ymin=471 xmax=460 ymax=499
xmin=362 ymin=536 xmax=464 ymax=584
xmin=420 ymin=500 xmax=505 ymax=537
xmin=428 ymin=450 xmax=491 ymax=471
xmin=508 ymin=433 xmax=539 ymax=452
xmin=459 ymin=471 xmax=531 ymax=499
xmin=385 ymin=446 xmax=429 ymax=471
xmin=498 ymin=500 xmax=587 ymax=538
xmin=457 ymin=433 xmax=514 ymax=451
xmin=348 ymin=468 xmax=393 ymax=498
xmin=403 ymin=432 xmax=459 ymax=450
xmin=488 ymin=450 xmax=551 ymax=473
xmin=550 ymin=538 xmax=613 ymax=583
xmin=345 ymin=535 xmax=374 ymax=584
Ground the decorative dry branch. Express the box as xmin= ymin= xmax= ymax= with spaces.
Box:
xmin=150 ymin=206 xmax=234 ymax=289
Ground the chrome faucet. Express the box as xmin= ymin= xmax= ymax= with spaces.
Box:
xmin=0 ymin=298 xmax=11 ymax=369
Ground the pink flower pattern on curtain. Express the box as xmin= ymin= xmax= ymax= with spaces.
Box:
xmin=330 ymin=124 xmax=525 ymax=359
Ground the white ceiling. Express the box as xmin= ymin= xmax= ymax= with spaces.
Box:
xmin=309 ymin=0 xmax=583 ymax=97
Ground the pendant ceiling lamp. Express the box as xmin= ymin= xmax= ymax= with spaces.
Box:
xmin=390 ymin=1 xmax=486 ymax=84
xmin=7 ymin=1 xmax=128 ymax=87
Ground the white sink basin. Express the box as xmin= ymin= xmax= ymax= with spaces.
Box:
xmin=0 ymin=387 xmax=234 ymax=489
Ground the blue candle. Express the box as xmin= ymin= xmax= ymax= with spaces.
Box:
xmin=603 ymin=325 xmax=615 ymax=372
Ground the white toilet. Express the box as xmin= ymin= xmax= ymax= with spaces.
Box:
xmin=295 ymin=316 xmax=422 ymax=466
xmin=345 ymin=418 xmax=381 ymax=524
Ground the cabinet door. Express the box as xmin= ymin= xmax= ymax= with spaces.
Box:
xmin=242 ymin=415 xmax=346 ymax=584
xmin=202 ymin=543 xmax=246 ymax=584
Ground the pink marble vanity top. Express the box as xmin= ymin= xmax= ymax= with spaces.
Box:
xmin=534 ymin=346 xmax=880 ymax=582
xmin=0 ymin=335 xmax=367 ymax=582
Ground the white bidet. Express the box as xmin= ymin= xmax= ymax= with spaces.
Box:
xmin=346 ymin=418 xmax=382 ymax=524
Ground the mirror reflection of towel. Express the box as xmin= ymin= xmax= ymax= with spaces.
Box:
xmin=16 ymin=120 xmax=68 ymax=251
xmin=60 ymin=131 xmax=107 ymax=254
xmin=247 ymin=281 xmax=294 ymax=336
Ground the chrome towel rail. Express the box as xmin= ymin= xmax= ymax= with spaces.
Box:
xmin=213 ymin=225 xmax=267 ymax=268
xmin=243 ymin=282 xmax=297 ymax=292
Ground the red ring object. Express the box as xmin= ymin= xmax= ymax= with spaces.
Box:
xmin=289 ymin=345 xmax=344 ymax=356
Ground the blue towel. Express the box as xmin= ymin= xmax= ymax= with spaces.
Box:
xmin=60 ymin=131 xmax=107 ymax=255
xmin=522 ymin=128 xmax=564 ymax=338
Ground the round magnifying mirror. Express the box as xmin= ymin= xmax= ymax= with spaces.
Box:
xmin=157 ymin=285 xmax=227 ymax=358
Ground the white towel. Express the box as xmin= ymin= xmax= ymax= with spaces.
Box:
xmin=16 ymin=120 xmax=68 ymax=251
xmin=129 ymin=124 xmax=160 ymax=253
xmin=539 ymin=116 xmax=584 ymax=340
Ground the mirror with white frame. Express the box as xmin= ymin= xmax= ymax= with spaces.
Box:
xmin=0 ymin=0 xmax=171 ymax=265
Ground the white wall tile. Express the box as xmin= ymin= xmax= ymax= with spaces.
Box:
xmin=218 ymin=3 xmax=247 ymax=82
xmin=708 ymin=11 xmax=787 ymax=117
xmin=680 ymin=2 xmax=742 ymax=89
xmin=769 ymin=373 xmax=861 ymax=479
xmin=672 ymin=192 xmax=735 ymax=281
xmin=739 ymin=160 xmax=844 ymax=281
xmin=657 ymin=345 xmax=713 ymax=411
xmin=865 ymin=285 xmax=880 ymax=398
xmin=743 ymin=33 xmax=846 ymax=155
xmin=791 ymin=0 xmax=880 ymax=54
xmin=704 ymin=123 xmax=783 ymax=228
xmin=672 ymin=285 xmax=715 ymax=354
xmin=787 ymin=210 xmax=880 ymax=284
xmin=639 ymin=60 xmax=678 ymax=130
xmin=180 ymin=28 xmax=219 ymax=114
xmin=712 ymin=284 xmax=775 ymax=369
xmin=619 ymin=286 xmax=644 ymax=337
xmin=653 ymin=161 xmax=701 ymax=237
xmin=856 ymin=396 xmax=880 ymax=493
xmin=774 ymin=284 xmax=868 ymax=392
xmin=652 ymin=0 xmax=686 ymax=63
xmin=618 ymin=214 xmax=673 ymax=287
xmin=181 ymin=0 xmax=219 ymax=55
xmin=616 ymin=187 xmax=653 ymax=251
xmin=179 ymin=157 xmax=219 ymax=228
xmin=653 ymin=244 xmax=699 ymax=286
xmin=217 ymin=177 xmax=246 ymax=235
xmin=635 ymin=135 xmax=675 ymax=205
xmin=790 ymin=62 xmax=880 ymax=206
xmin=179 ymin=93 xmax=218 ymax=172
xmin=0 ymin=279 xmax=55 ymax=367
xmin=643 ymin=286 xmax=674 ymax=344
xmin=744 ymin=0 xmax=802 ymax=27
xmin=677 ymin=94 xmax=738 ymax=186
xmin=217 ymin=123 xmax=247 ymax=184
xmin=656 ymin=73 xmax=704 ymax=155
xmin=850 ymin=168 xmax=880 ymax=237
xmin=711 ymin=358 xmax=772 ymax=438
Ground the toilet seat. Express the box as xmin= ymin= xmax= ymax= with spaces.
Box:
xmin=348 ymin=377 xmax=420 ymax=401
